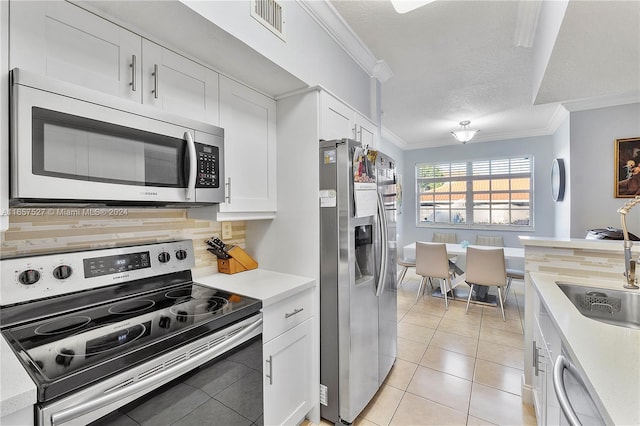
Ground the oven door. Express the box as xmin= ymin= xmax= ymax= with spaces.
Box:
xmin=38 ymin=315 xmax=262 ymax=426
xmin=11 ymin=71 xmax=224 ymax=205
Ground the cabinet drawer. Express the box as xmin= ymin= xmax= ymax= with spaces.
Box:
xmin=263 ymin=288 xmax=313 ymax=341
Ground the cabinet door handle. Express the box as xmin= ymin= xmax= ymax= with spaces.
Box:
xmin=533 ymin=341 xmax=543 ymax=376
xmin=129 ymin=54 xmax=137 ymax=92
xmin=284 ymin=308 xmax=304 ymax=319
xmin=356 ymin=126 xmax=362 ymax=142
xmin=265 ymin=355 xmax=273 ymax=385
xmin=152 ymin=64 xmax=159 ymax=99
xmin=225 ymin=177 xmax=231 ymax=203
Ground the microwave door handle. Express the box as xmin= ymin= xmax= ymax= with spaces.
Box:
xmin=185 ymin=131 xmax=197 ymax=200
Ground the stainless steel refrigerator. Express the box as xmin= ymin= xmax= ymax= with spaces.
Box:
xmin=319 ymin=138 xmax=397 ymax=424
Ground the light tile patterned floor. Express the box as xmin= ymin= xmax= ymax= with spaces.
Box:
xmin=313 ymin=272 xmax=536 ymax=426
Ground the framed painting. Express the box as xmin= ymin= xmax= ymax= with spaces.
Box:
xmin=615 ymin=137 xmax=640 ymax=197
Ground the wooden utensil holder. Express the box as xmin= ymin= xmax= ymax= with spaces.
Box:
xmin=217 ymin=246 xmax=258 ymax=274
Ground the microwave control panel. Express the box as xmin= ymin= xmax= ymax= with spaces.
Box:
xmin=196 ymin=143 xmax=219 ymax=188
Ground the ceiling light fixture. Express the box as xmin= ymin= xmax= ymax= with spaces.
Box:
xmin=390 ymin=0 xmax=435 ymax=14
xmin=451 ymin=121 xmax=479 ymax=144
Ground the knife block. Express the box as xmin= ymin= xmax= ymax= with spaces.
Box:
xmin=217 ymin=246 xmax=258 ymax=274
xmin=217 ymin=258 xmax=246 ymax=274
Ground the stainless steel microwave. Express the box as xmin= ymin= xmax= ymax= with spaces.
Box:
xmin=10 ymin=68 xmax=224 ymax=206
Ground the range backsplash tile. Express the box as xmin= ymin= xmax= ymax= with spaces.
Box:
xmin=0 ymin=208 xmax=245 ymax=276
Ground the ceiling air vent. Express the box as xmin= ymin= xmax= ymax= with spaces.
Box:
xmin=251 ymin=0 xmax=285 ymax=41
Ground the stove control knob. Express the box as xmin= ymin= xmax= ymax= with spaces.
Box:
xmin=53 ymin=265 xmax=73 ymax=280
xmin=158 ymin=251 xmax=171 ymax=263
xmin=175 ymin=249 xmax=188 ymax=260
xmin=159 ymin=316 xmax=171 ymax=329
xmin=18 ymin=269 xmax=41 ymax=285
xmin=55 ymin=349 xmax=75 ymax=367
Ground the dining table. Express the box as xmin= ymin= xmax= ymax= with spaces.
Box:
xmin=403 ymin=242 xmax=524 ymax=262
xmin=402 ymin=242 xmax=525 ymax=306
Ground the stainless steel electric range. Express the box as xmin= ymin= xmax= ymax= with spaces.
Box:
xmin=0 ymin=240 xmax=262 ymax=425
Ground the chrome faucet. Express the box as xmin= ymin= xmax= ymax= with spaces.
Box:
xmin=617 ymin=196 xmax=640 ymax=289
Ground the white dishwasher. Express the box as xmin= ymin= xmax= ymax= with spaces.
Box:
xmin=553 ymin=347 xmax=605 ymax=426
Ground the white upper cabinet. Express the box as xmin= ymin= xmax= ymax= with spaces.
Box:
xmin=320 ymin=93 xmax=355 ymax=141
xmin=218 ymin=76 xmax=277 ymax=218
xmin=320 ymin=92 xmax=378 ymax=148
xmin=354 ymin=111 xmax=377 ymax=148
xmin=10 ymin=0 xmax=142 ymax=103
xmin=9 ymin=1 xmax=219 ymax=125
xmin=141 ymin=40 xmax=219 ymax=125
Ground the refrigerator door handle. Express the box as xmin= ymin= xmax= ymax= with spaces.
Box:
xmin=376 ymin=192 xmax=388 ymax=297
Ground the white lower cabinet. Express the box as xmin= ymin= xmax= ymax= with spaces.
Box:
xmin=532 ymin=290 xmax=562 ymax=426
xmin=263 ymin=318 xmax=313 ymax=425
xmin=532 ymin=319 xmax=547 ymax=425
xmin=262 ymin=288 xmax=314 ymax=425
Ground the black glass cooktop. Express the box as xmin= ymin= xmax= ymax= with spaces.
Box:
xmin=1 ymin=272 xmax=261 ymax=402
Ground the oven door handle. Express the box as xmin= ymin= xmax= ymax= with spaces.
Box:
xmin=185 ymin=131 xmax=197 ymax=200
xmin=50 ymin=317 xmax=262 ymax=426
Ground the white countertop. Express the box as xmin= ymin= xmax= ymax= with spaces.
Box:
xmin=0 ymin=268 xmax=315 ymax=419
xmin=1 ymin=335 xmax=37 ymax=418
xmin=529 ymin=272 xmax=640 ymax=425
xmin=195 ymin=269 xmax=315 ymax=307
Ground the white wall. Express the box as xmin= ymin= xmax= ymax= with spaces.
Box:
xmin=569 ymin=102 xmax=640 ymax=237
xmin=553 ymin=116 xmax=571 ymax=238
xmin=399 ymin=135 xmax=556 ymax=254
xmin=245 ymin=90 xmax=321 ymax=423
xmin=181 ymin=0 xmax=372 ymax=117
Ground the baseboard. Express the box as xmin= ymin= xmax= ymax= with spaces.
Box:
xmin=521 ymin=373 xmax=534 ymax=405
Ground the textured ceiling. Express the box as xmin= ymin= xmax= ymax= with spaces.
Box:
xmin=330 ymin=0 xmax=640 ymax=149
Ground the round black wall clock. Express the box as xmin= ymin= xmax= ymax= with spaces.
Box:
xmin=551 ymin=158 xmax=565 ymax=202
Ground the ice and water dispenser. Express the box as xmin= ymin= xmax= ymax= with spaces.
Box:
xmin=354 ymin=224 xmax=374 ymax=284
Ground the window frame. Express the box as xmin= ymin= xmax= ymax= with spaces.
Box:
xmin=415 ymin=155 xmax=534 ymax=230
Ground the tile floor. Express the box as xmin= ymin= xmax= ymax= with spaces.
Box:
xmin=313 ymin=271 xmax=536 ymax=426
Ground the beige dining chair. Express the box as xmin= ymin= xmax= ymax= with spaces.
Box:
xmin=474 ymin=235 xmax=524 ymax=303
xmin=433 ymin=232 xmax=458 ymax=266
xmin=415 ymin=242 xmax=457 ymax=309
xmin=397 ymin=257 xmax=416 ymax=288
xmin=464 ymin=247 xmax=508 ymax=321
xmin=475 ymin=235 xmax=504 ymax=247
xmin=433 ymin=232 xmax=457 ymax=244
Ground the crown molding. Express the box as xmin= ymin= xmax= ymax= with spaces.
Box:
xmin=381 ymin=126 xmax=411 ymax=150
xmin=298 ymin=0 xmax=393 ymax=83
xmin=560 ymin=91 xmax=640 ymax=112
xmin=373 ymin=60 xmax=394 ymax=82
xmin=513 ymin=0 xmax=542 ymax=48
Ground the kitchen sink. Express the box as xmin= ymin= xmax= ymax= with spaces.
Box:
xmin=557 ymin=283 xmax=640 ymax=329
